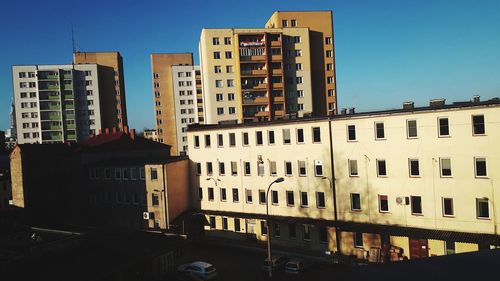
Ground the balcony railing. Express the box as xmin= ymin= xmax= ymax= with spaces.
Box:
xmin=270 ymin=41 xmax=281 ymax=47
xmin=271 ymin=55 xmax=282 ymax=61
xmin=38 ymin=74 xmax=59 ymax=80
xmin=241 ymin=69 xmax=267 ymax=76
xmin=240 ymin=55 xmax=266 ymax=62
xmin=242 ymin=97 xmax=268 ymax=105
xmin=272 ymin=69 xmax=282 ymax=75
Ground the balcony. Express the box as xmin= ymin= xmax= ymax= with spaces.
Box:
xmin=241 ymin=69 xmax=267 ymax=76
xmin=270 ymin=41 xmax=281 ymax=47
xmin=271 ymin=55 xmax=282 ymax=61
xmin=39 ymin=93 xmax=60 ymax=100
xmin=272 ymin=82 xmax=284 ymax=89
xmin=63 ymin=74 xmax=72 ymax=79
xmin=242 ymin=83 xmax=268 ymax=91
xmin=272 ymin=69 xmax=282 ymax=75
xmin=255 ymin=111 xmax=270 ymax=117
xmin=66 ymin=124 xmax=76 ymax=130
xmin=242 ymin=96 xmax=268 ymax=106
xmin=273 ymin=96 xmax=285 ymax=103
xmin=65 ymin=104 xmax=74 ymax=110
xmin=39 ymin=84 xmax=60 ymax=91
xmin=38 ymin=74 xmax=59 ymax=80
xmin=42 ymin=133 xmax=63 ymax=141
xmin=274 ymin=110 xmax=285 ymax=116
xmin=42 ymin=124 xmax=62 ymax=130
xmin=64 ymin=94 xmax=74 ymax=100
xmin=240 ymin=55 xmax=266 ymax=62
xmin=40 ymin=104 xmax=61 ymax=111
xmin=66 ymin=114 xmax=75 ymax=120
xmin=63 ymin=84 xmax=73 ymax=90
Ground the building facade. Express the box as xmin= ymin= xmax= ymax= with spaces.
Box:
xmin=73 ymin=51 xmax=129 ymax=129
xmin=150 ymin=53 xmax=194 ymax=155
xmin=187 ymin=98 xmax=500 ymax=260
xmin=11 ymin=63 xmax=124 ymax=144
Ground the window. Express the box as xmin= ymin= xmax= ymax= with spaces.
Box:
xmin=288 ymin=223 xmax=297 ymax=238
xmin=298 ymin=161 xmax=306 ymax=176
xmin=270 ymin=161 xmax=277 ymax=176
xmin=115 ymin=168 xmax=122 ymax=180
xmin=349 ymin=160 xmax=358 ymax=176
xmin=232 ymin=188 xmax=239 ymax=202
xmin=226 ymin=65 xmax=233 ymax=73
xmin=285 ymin=161 xmax=292 ymax=176
xmin=209 ymin=216 xmax=216 ymax=229
xmin=443 ymin=198 xmax=454 ymax=216
xmin=325 ymin=37 xmax=332 ymax=44
xmin=152 ymin=194 xmax=159 ymax=206
xmin=326 ymin=63 xmax=334 ymax=71
xmin=375 ymin=122 xmax=385 ymax=139
xmin=229 ymin=133 xmax=236 ymax=146
xmin=314 ymin=160 xmax=323 ymax=176
xmin=194 ymin=135 xmax=200 ymax=148
xmin=285 ymin=191 xmax=295 ymax=206
xmin=312 ymin=127 xmax=321 ymax=143
xmin=316 ymin=192 xmax=326 ymax=208
xmin=227 ymin=79 xmax=234 ymax=87
xmin=246 ymin=189 xmax=253 ymax=203
xmin=208 ymin=188 xmax=214 ymax=201
xmin=302 ymin=225 xmax=311 ymax=241
xmin=140 ymin=167 xmax=145 ymax=180
xmin=472 ymin=115 xmax=485 ymax=135
xmin=347 ymin=125 xmax=356 ymax=141
xmin=228 ymin=93 xmax=235 ymax=100
xmin=296 ymin=90 xmax=304 ymax=97
xmin=300 ymin=192 xmax=308 ymax=207
xmin=407 ymin=120 xmax=418 ymax=138
xmin=291 ymin=19 xmax=297 ymax=27
xmin=206 ymin=162 xmax=213 ymax=175
xmin=234 ymin=218 xmax=241 ymax=232
xmin=268 ymin=130 xmax=275 ymax=144
xmin=217 ymin=134 xmax=224 ymax=147
xmin=377 ymin=160 xmax=387 ymax=177
xmin=222 ymin=217 xmax=228 ymax=230
xmin=354 ymin=232 xmax=363 ymax=248
xmin=282 ymin=20 xmax=288 ymax=27
xmin=219 ymin=162 xmax=225 ymax=175
xmin=224 ymin=37 xmax=232 ymax=45
xmin=220 ymin=188 xmax=227 ymax=201
xmin=259 ymin=190 xmax=266 ymax=204
xmin=122 ymin=168 xmax=129 ymax=180
xmin=438 ymin=117 xmax=450 ymax=137
xmin=196 ymin=163 xmax=202 ymax=175
xmin=272 ymin=190 xmax=279 ymax=205
xmin=326 ymin=50 xmax=333 ymax=57
xmin=296 ymin=77 xmax=303 ymax=84
xmin=244 ymin=162 xmax=251 ymax=175
xmin=261 ymin=221 xmax=268 ymax=236
xmin=440 ymin=158 xmax=452 ymax=177
xmin=409 ymin=159 xmax=420 ymax=177
xmin=256 ymin=131 xmax=263 ymax=145
xmin=296 ymin=128 xmax=304 ymax=143
xmin=477 ymin=199 xmax=489 ymax=219
xmin=295 ymin=63 xmax=302 ymax=70
xmin=225 ymin=51 xmax=232 ymax=59
xmin=205 ymin=135 xmax=211 ymax=147
xmin=212 ymin=37 xmax=220 ymax=45
xmin=242 ymin=132 xmax=249 ymax=145
xmin=327 ymin=76 xmax=334 ymax=84
xmin=411 ymin=196 xmax=422 ymax=215
xmin=475 ymin=157 xmax=487 ymax=177
xmin=283 ymin=129 xmax=291 ymax=144
xmin=377 ymin=195 xmax=389 ymax=213
xmin=351 ymin=193 xmax=361 ymax=211
xmin=214 ymin=65 xmax=222 ymax=73
xmin=230 ymin=161 xmax=237 ymax=176
xmin=198 ymin=187 xmax=203 ymax=200
xmin=258 ymin=160 xmax=264 ymax=176
xmin=216 ymin=107 xmax=224 ymax=115
xmin=213 ymin=52 xmax=221 ymax=59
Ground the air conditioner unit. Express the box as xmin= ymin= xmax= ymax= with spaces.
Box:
xmin=396 ymin=196 xmax=410 ymax=205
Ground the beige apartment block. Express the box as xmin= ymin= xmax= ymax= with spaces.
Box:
xmin=265 ymin=11 xmax=337 ymax=116
xmin=199 ymin=27 xmax=314 ymax=124
xmin=150 ymin=53 xmax=193 ymax=155
xmin=187 ymin=98 xmax=500 ymax=260
xmin=74 ymin=51 xmax=128 ymax=129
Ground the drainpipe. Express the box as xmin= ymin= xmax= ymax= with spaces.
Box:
xmin=162 ymin=164 xmax=170 ymax=230
xmin=328 ymin=119 xmax=341 ymax=254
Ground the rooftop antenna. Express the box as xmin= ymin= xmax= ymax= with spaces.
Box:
xmin=71 ymin=26 xmax=76 ymax=65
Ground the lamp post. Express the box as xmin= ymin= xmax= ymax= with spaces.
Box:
xmin=206 ymin=177 xmax=220 ymax=187
xmin=266 ymin=177 xmax=284 ymax=278
xmin=322 ymin=176 xmax=341 ymax=255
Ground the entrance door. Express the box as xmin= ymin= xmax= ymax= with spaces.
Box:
xmin=409 ymin=239 xmax=429 ymax=259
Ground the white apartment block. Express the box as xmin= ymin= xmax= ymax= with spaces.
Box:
xmin=171 ymin=65 xmax=202 ymax=154
xmin=187 ymin=97 xmax=500 ymax=260
xmin=12 ymin=64 xmax=103 ymax=144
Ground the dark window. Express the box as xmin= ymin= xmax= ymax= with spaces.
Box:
xmin=217 ymin=134 xmax=224 ymax=147
xmin=347 ymin=125 xmax=356 ymax=141
xmin=375 ymin=122 xmax=385 ymax=139
xmin=379 ymin=195 xmax=389 ymax=212
xmin=477 ymin=199 xmax=489 ymax=218
xmin=302 ymin=225 xmax=311 ymax=240
xmin=152 ymin=194 xmax=159 ymax=206
xmin=319 ymin=227 xmax=328 ymax=243
xmin=198 ymin=187 xmax=203 ymax=200
xmin=472 ymin=115 xmax=485 ymax=135
xmin=354 ymin=232 xmax=363 ymax=248
xmin=243 ymin=132 xmax=249 ymax=145
xmin=256 ymin=131 xmax=263 ymax=145
xmin=206 ymin=162 xmax=213 ymax=175
xmin=208 ymin=188 xmax=214 ymax=201
xmin=229 ymin=133 xmax=236 ymax=146
xmin=298 ymin=160 xmax=306 ymax=176
xmin=438 ymin=117 xmax=450 ymax=136
xmin=351 ymin=193 xmax=361 ymax=210
xmin=475 ymin=158 xmax=487 ymax=177
xmin=219 ymin=162 xmax=225 ymax=175
xmin=220 ymin=188 xmax=227 ymax=201
xmin=409 ymin=159 xmax=420 ymax=177
xmin=300 ymin=192 xmax=308 ymax=207
xmin=312 ymin=127 xmax=321 ymax=142
xmin=205 ymin=134 xmax=211 ymax=147
xmin=297 ymin=128 xmax=304 ymax=143
xmin=443 ymin=198 xmax=454 ymax=216
xmin=259 ymin=190 xmax=266 ymax=204
xmin=289 ymin=223 xmax=296 ymax=238
xmin=286 ymin=191 xmax=294 ymax=206
xmin=315 ymin=161 xmax=323 ymax=176
xmin=209 ymin=216 xmax=216 ymax=229
xmin=194 ymin=135 xmax=200 ymax=148
xmin=222 ymin=217 xmax=228 ymax=230
xmin=150 ymin=168 xmax=158 ymax=180
xmin=244 ymin=162 xmax=251 ymax=175
xmin=411 ymin=196 xmax=422 ymax=214
xmin=268 ymin=130 xmax=275 ymax=144
xmin=316 ymin=192 xmax=325 ymax=208
xmin=285 ymin=161 xmax=292 ymax=175
xmin=234 ymin=218 xmax=241 ymax=232
xmin=196 ymin=163 xmax=202 ymax=175
xmin=377 ymin=160 xmax=387 ymax=176
xmin=232 ymin=188 xmax=239 ymax=202
xmin=272 ymin=190 xmax=279 ymax=205
xmin=407 ymin=120 xmax=418 ymax=138
xmin=261 ymin=221 xmax=267 ymax=235
xmin=273 ymin=222 xmax=280 ymax=237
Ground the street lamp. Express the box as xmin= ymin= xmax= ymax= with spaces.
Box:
xmin=322 ymin=176 xmax=341 ymax=255
xmin=266 ymin=177 xmax=284 ymax=278
xmin=206 ymin=177 xmax=220 ymax=187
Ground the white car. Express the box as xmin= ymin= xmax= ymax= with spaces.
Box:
xmin=177 ymin=261 xmax=217 ymax=280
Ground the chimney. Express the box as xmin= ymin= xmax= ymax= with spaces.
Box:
xmin=340 ymin=108 xmax=347 ymax=115
xmin=403 ymin=101 xmax=414 ymax=110
xmin=429 ymin=98 xmax=446 ymax=107
xmin=124 ymin=126 xmax=129 ymax=134
xmin=112 ymin=127 xmax=117 ymax=133
xmin=348 ymin=107 xmax=355 ymax=114
xmin=130 ymin=129 xmax=135 ymax=140
xmin=472 ymin=95 xmax=480 ymax=103
xmin=105 ymin=128 xmax=110 ymax=134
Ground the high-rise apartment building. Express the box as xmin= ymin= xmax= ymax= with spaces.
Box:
xmin=12 ymin=64 xmax=109 ymax=144
xmin=151 ymin=53 xmax=202 ymax=155
xmin=73 ymin=51 xmax=128 ymax=128
xmin=265 ymin=11 xmax=337 ymax=116
xmin=198 ymin=11 xmax=337 ymax=124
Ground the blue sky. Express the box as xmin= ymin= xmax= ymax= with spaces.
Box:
xmin=1 ymin=0 xmax=499 ymax=132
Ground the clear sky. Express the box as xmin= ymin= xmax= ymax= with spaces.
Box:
xmin=1 ymin=0 xmax=499 ymax=132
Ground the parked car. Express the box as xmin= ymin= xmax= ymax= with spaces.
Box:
xmin=177 ymin=261 xmax=217 ymax=280
xmin=285 ymin=258 xmax=313 ymax=274
xmin=261 ymin=255 xmax=289 ymax=274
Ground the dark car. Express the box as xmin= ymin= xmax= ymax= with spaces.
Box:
xmin=285 ymin=258 xmax=313 ymax=274
xmin=261 ymin=255 xmax=289 ymax=274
